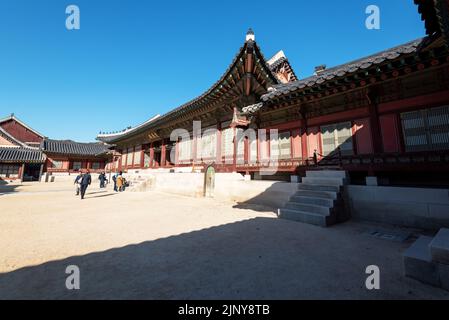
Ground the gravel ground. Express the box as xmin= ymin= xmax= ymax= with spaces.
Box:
xmin=0 ymin=182 xmax=448 ymax=300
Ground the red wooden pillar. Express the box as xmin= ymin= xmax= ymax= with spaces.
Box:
xmin=140 ymin=146 xmax=145 ymax=169
xmin=301 ymin=121 xmax=308 ymax=161
xmin=232 ymin=126 xmax=237 ymax=172
xmin=161 ymin=141 xmax=166 ymax=168
xmin=368 ymin=92 xmax=383 ymax=153
xmin=117 ymin=155 xmax=122 ymax=172
xmin=244 ymin=135 xmax=249 ymax=164
xmin=150 ymin=143 xmax=154 ymax=168
xmin=19 ymin=163 xmax=25 ymax=182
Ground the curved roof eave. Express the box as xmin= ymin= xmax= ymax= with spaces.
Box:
xmin=98 ymin=39 xmax=280 ymax=144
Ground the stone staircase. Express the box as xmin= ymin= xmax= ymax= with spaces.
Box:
xmin=278 ymin=170 xmax=349 ymax=227
xmin=403 ymin=228 xmax=449 ymax=291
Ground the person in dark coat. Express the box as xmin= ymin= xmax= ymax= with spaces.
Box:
xmin=112 ymin=171 xmax=119 ymax=192
xmin=99 ymin=171 xmax=108 ymax=188
xmin=74 ymin=172 xmax=83 ymax=196
xmin=80 ymin=170 xmax=92 ymax=200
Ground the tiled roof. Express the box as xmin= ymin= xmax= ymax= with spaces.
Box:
xmin=97 ymin=114 xmax=161 ymax=143
xmin=260 ymin=37 xmax=428 ymax=103
xmin=0 ymin=147 xmax=45 ymax=163
xmin=242 ymin=103 xmax=264 ymax=114
xmin=415 ymin=0 xmax=449 ymax=37
xmin=42 ymin=139 xmax=110 ymax=156
xmin=267 ymin=50 xmax=299 ymax=83
xmin=97 ymin=36 xmax=281 ymax=144
xmin=143 ymin=40 xmax=278 ymax=126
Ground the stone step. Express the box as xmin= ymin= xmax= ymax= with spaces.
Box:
xmin=297 ymin=183 xmax=341 ymax=192
xmin=285 ymin=202 xmax=331 ymax=215
xmin=295 ymin=189 xmax=338 ymax=200
xmin=306 ymin=170 xmax=348 ymax=179
xmin=290 ymin=195 xmax=335 ymax=207
xmin=302 ymin=177 xmax=346 ymax=186
xmin=403 ymin=236 xmax=440 ymax=287
xmin=430 ymin=228 xmax=449 ymax=265
xmin=279 ymin=208 xmax=336 ymax=227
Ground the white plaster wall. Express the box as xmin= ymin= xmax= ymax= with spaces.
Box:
xmin=347 ymin=185 xmax=449 ymax=230
xmin=125 ymin=171 xmax=298 ymax=208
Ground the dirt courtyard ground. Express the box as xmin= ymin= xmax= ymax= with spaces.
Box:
xmin=0 ymin=181 xmax=448 ymax=300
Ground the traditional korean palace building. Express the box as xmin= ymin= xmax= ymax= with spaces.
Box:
xmin=97 ymin=1 xmax=449 ymax=187
xmin=0 ymin=114 xmax=110 ymax=181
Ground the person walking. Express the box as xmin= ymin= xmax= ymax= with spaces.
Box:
xmin=116 ymin=171 xmax=124 ymax=192
xmin=112 ymin=171 xmax=118 ymax=192
xmin=80 ymin=170 xmax=92 ymax=200
xmin=99 ymin=171 xmax=108 ymax=188
xmin=74 ymin=171 xmax=83 ymax=196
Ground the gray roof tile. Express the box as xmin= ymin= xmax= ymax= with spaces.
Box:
xmin=260 ymin=37 xmax=428 ymax=103
xmin=0 ymin=147 xmax=45 ymax=163
xmin=42 ymin=139 xmax=110 ymax=156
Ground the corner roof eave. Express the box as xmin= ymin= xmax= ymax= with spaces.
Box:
xmin=98 ymin=40 xmax=280 ymax=144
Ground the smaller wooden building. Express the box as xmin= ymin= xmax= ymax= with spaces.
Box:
xmin=41 ymin=139 xmax=110 ymax=174
xmin=0 ymin=114 xmax=111 ymax=181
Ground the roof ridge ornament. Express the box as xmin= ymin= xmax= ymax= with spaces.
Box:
xmin=246 ymin=28 xmax=255 ymax=42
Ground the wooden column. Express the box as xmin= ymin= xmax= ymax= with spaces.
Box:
xmin=118 ymin=155 xmax=122 ymax=172
xmin=301 ymin=118 xmax=308 ymax=161
xmin=38 ymin=163 xmax=44 ymax=182
xmin=150 ymin=143 xmax=154 ymax=168
xmin=244 ymin=135 xmax=249 ymax=164
xmin=232 ymin=126 xmax=237 ymax=172
xmin=19 ymin=163 xmax=25 ymax=182
xmin=367 ymin=90 xmax=383 ymax=154
xmin=140 ymin=145 xmax=145 ymax=169
xmin=161 ymin=141 xmax=166 ymax=168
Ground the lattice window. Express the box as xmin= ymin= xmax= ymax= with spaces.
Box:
xmin=250 ymin=134 xmax=258 ymax=163
xmin=178 ymin=138 xmax=192 ymax=161
xmin=144 ymin=152 xmax=151 ymax=168
xmin=270 ymin=131 xmax=291 ymax=160
xmin=72 ymin=161 xmax=82 ymax=170
xmin=91 ymin=162 xmax=101 ymax=170
xmin=197 ymin=128 xmax=217 ymax=160
xmin=221 ymin=127 xmax=234 ymax=158
xmin=134 ymin=146 xmax=141 ymax=166
xmin=0 ymin=164 xmax=20 ymax=178
xmin=50 ymin=160 xmax=64 ymax=169
xmin=321 ymin=122 xmax=353 ymax=156
xmin=126 ymin=148 xmax=133 ymax=166
xmin=401 ymin=105 xmax=449 ymax=152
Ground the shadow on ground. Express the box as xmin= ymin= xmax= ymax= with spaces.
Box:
xmin=0 ymin=180 xmax=20 ymax=195
xmin=1 ymin=217 xmax=448 ymax=300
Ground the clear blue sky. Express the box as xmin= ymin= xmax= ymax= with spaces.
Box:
xmin=0 ymin=0 xmax=425 ymax=142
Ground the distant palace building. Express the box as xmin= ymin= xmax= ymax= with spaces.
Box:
xmin=0 ymin=114 xmax=110 ymax=181
xmin=97 ymin=1 xmax=449 ymax=186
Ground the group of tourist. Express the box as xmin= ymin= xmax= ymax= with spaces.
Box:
xmin=74 ymin=170 xmax=128 ymax=200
